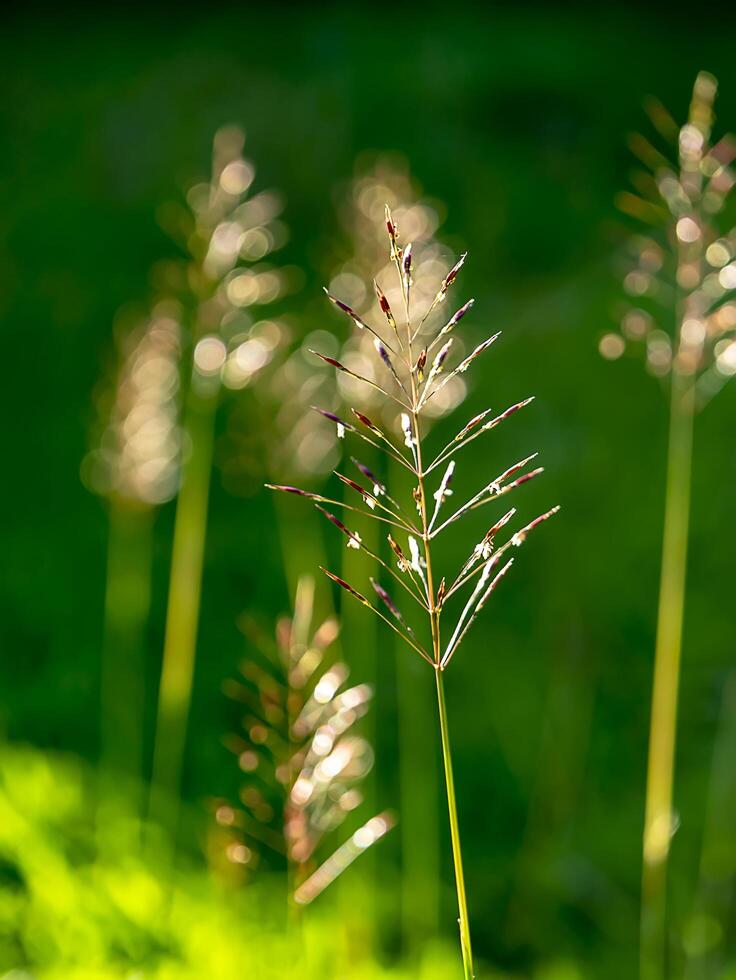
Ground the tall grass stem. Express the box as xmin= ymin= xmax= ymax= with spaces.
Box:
xmin=409 ymin=279 xmax=475 ymax=978
xmin=683 ymin=671 xmax=736 ymax=980
xmin=149 ymin=386 xmax=217 ymax=843
xmin=435 ymin=667 xmax=474 ymax=980
xmin=341 ymin=497 xmax=379 ymax=943
xmin=392 ymin=458 xmax=440 ymax=957
xmin=641 ymin=368 xmax=695 ymax=980
xmin=99 ymin=501 xmax=153 ymax=833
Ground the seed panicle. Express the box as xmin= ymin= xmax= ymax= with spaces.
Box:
xmin=268 ymin=200 xmax=558 ymax=979
xmin=220 ymin=577 xmax=391 ymax=902
xmin=268 ymin=205 xmax=557 ymax=668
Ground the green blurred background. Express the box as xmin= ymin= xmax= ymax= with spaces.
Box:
xmin=2 ymin=3 xmax=736 ymax=977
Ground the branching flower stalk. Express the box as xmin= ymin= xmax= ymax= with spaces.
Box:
xmin=608 ymin=72 xmax=736 ymax=980
xmin=323 ymin=166 xmax=456 ymax=951
xmin=270 ymin=208 xmax=557 ymax=976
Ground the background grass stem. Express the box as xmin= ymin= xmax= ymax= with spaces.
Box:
xmin=340 ymin=494 xmax=379 ymax=947
xmin=391 ymin=457 xmax=440 ymax=958
xmin=148 ymin=385 xmax=217 ymax=845
xmin=641 ymin=369 xmax=695 ymax=980
xmin=99 ymin=500 xmax=154 ymax=835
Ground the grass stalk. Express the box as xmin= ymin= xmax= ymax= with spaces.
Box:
xmin=340 ymin=496 xmax=379 ymax=942
xmin=683 ymin=671 xmax=736 ymax=980
xmin=148 ymin=384 xmax=217 ymax=843
xmin=641 ymin=367 xmax=695 ymax=980
xmin=412 ymin=398 xmax=475 ymax=978
xmin=87 ymin=310 xmax=182 ymax=839
xmin=394 ymin=452 xmax=440 ymax=958
xmin=99 ymin=499 xmax=154 ymax=833
xmin=396 ymin=647 xmax=440 ymax=955
xmin=615 ymin=71 xmax=736 ymax=980
xmin=435 ymin=666 xmax=474 ymax=979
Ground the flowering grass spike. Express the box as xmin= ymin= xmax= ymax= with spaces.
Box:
xmin=609 ymin=71 xmax=736 ymax=980
xmin=268 ymin=204 xmax=557 ymax=977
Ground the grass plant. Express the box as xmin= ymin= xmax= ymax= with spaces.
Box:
xmin=148 ymin=127 xmax=287 ymax=845
xmin=270 ymin=207 xmax=557 ymax=976
xmin=606 ymin=70 xmax=736 ymax=979
xmin=326 ymin=163 xmax=455 ymax=952
xmin=84 ymin=309 xmax=182 ymax=827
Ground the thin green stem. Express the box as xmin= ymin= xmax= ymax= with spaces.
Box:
xmin=340 ymin=480 xmax=379 ymax=946
xmin=98 ymin=500 xmax=154 ymax=843
xmin=148 ymin=383 xmax=218 ymax=847
xmin=640 ymin=368 xmax=695 ymax=980
xmin=683 ymin=671 xmax=736 ymax=980
xmin=392 ymin=457 xmax=440 ymax=959
xmin=435 ymin=667 xmax=475 ymax=980
xmin=402 ymin=271 xmax=474 ymax=977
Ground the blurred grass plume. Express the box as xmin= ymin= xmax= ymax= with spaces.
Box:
xmin=213 ymin=575 xmax=394 ymax=905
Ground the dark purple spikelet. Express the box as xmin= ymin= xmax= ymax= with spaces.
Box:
xmin=334 ymin=472 xmax=377 ymax=508
xmin=497 ymin=397 xmax=535 ymax=422
xmin=455 ymin=409 xmax=494 ymax=442
xmin=312 ymin=406 xmax=354 ymax=431
xmin=370 ymin=578 xmax=414 ymax=634
xmin=374 ymin=339 xmax=403 ymax=390
xmin=371 ymin=579 xmax=399 ymax=615
xmin=375 ymin=340 xmax=392 ymax=366
xmin=403 ymin=243 xmax=413 ymax=277
xmin=374 ymin=281 xmax=397 ymax=332
xmin=487 ymin=508 xmax=516 ymax=538
xmin=310 ymin=349 xmax=346 ymax=371
xmin=507 ymin=466 xmax=544 ymax=490
xmin=494 ymin=454 xmax=539 ymax=487
xmin=324 ymin=291 xmax=352 ymax=315
xmin=337 ymin=474 xmax=365 ymax=495
xmin=448 ymin=298 xmax=474 ymax=326
xmin=315 ymin=505 xmax=361 ymax=545
xmin=320 ymin=567 xmax=368 ymax=604
xmin=416 ymin=348 xmax=427 ymax=380
xmin=436 ymin=343 xmax=452 ymax=369
xmin=323 ymin=288 xmax=370 ymax=331
xmin=351 ymin=409 xmax=380 ymax=432
xmin=442 ymin=252 xmax=467 ymax=292
xmin=472 ymin=512 xmax=515 ymax=563
xmin=457 ymin=333 xmax=501 ymax=374
xmin=385 ymin=204 xmax=401 ymax=260
xmin=485 ymin=559 xmax=513 ymax=597
xmin=476 ymin=398 xmax=535 ymax=438
xmin=512 ymin=505 xmax=560 ymax=544
xmin=351 ymin=457 xmax=384 ymax=492
xmin=388 ymin=534 xmax=410 ymax=571
xmin=266 ymin=484 xmax=319 ymax=499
